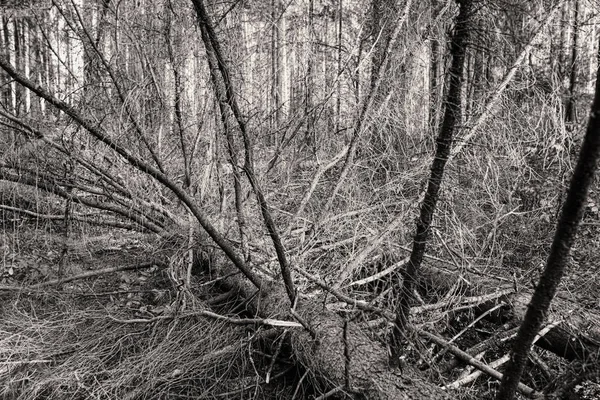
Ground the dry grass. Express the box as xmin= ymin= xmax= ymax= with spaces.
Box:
xmin=0 ymin=288 xmax=296 ymax=400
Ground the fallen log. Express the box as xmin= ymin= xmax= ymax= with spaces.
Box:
xmin=214 ymin=264 xmax=453 ymax=400
xmin=415 ymin=261 xmax=600 ymax=362
xmin=0 ymin=261 xmax=167 ymax=291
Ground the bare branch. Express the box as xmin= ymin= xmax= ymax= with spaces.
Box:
xmin=0 ymin=261 xmax=165 ymax=291
xmin=0 ymin=53 xmax=262 ymax=289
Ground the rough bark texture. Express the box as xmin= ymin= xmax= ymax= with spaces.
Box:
xmin=496 ymin=37 xmax=600 ymax=400
xmin=216 ymin=268 xmax=452 ymax=400
xmin=391 ymin=0 xmax=473 ymax=364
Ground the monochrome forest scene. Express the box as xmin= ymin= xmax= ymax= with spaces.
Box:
xmin=0 ymin=0 xmax=599 ymax=399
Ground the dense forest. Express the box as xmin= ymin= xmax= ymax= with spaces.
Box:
xmin=1 ymin=0 xmax=599 ymax=399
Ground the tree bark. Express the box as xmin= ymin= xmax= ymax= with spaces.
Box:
xmin=305 ymin=0 xmax=315 ymax=149
xmin=212 ymin=263 xmax=453 ymax=400
xmin=391 ymin=0 xmax=473 ymax=366
xmin=428 ymin=7 xmax=441 ymax=135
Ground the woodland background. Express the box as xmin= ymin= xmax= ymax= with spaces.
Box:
xmin=0 ymin=0 xmax=599 ymax=399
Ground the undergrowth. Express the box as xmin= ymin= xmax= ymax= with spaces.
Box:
xmin=0 ymin=285 xmax=300 ymax=400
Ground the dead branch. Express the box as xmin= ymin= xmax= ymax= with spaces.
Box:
xmin=0 ymin=261 xmax=165 ymax=291
xmin=0 ymin=204 xmax=142 ymax=231
xmin=0 ymin=168 xmax=166 ymax=234
xmin=193 ymin=0 xmax=294 ymax=303
xmin=450 ymin=3 xmax=561 ymax=159
xmin=446 ymin=321 xmax=561 ymax=390
xmin=336 ymin=216 xmax=405 ymax=287
xmin=0 ymin=52 xmax=263 ymax=289
xmin=293 ymin=145 xmax=348 ymax=220
xmin=109 ymin=310 xmax=302 ymax=328
xmin=323 ymin=0 xmax=414 ymax=213
xmin=415 ymin=327 xmax=542 ymax=398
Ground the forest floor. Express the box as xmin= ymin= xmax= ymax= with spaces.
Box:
xmin=1 ymin=215 xmax=599 ymax=399
xmin=0 ymin=226 xmax=307 ymax=399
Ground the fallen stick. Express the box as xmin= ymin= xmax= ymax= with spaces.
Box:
xmin=446 ymin=353 xmax=510 ymax=389
xmin=0 ymin=261 xmax=166 ymax=291
xmin=109 ymin=309 xmax=302 ymax=328
xmin=443 ymin=320 xmax=562 ymax=390
xmin=415 ymin=327 xmax=542 ymax=398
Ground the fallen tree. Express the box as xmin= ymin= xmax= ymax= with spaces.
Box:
xmin=0 ymin=10 xmax=456 ymax=400
xmin=414 ymin=260 xmax=600 ymax=362
xmin=209 ymin=261 xmax=453 ymax=400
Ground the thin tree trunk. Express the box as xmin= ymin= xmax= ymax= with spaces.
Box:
xmin=22 ymin=19 xmax=30 ymax=114
xmin=305 ymin=0 xmax=315 ymax=149
xmin=565 ymin=0 xmax=579 ymax=124
xmin=369 ymin=0 xmax=399 ymax=151
xmin=495 ymin=32 xmax=600 ymax=400
xmin=270 ymin=0 xmax=282 ymax=136
xmin=429 ymin=23 xmax=440 ymax=135
xmin=390 ymin=0 xmax=472 ymax=367
xmin=200 ymin=20 xmax=249 ymax=264
xmin=335 ymin=0 xmax=343 ymax=133
xmin=192 ymin=0 xmax=296 ymax=304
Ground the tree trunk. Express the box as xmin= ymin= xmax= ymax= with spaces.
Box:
xmin=305 ymin=0 xmax=315 ymax=149
xmin=213 ymin=263 xmax=453 ymax=400
xmin=369 ymin=0 xmax=398 ymax=151
xmin=391 ymin=0 xmax=473 ymax=365
xmin=429 ymin=21 xmax=441 ymax=135
xmin=270 ymin=0 xmax=282 ymax=136
xmin=335 ymin=0 xmax=343 ymax=133
xmin=565 ymin=0 xmax=579 ymax=124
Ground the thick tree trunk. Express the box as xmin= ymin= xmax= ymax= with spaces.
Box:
xmin=214 ymin=264 xmax=453 ymax=400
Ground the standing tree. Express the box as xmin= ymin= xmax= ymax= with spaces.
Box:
xmin=270 ymin=0 xmax=283 ymax=135
xmin=565 ymin=0 xmax=579 ymax=123
xmin=390 ymin=0 xmax=473 ymax=366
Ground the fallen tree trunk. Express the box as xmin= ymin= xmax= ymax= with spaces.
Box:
xmin=196 ymin=243 xmax=598 ymax=398
xmin=416 ymin=262 xmax=600 ymax=362
xmin=214 ymin=263 xmax=452 ymax=400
